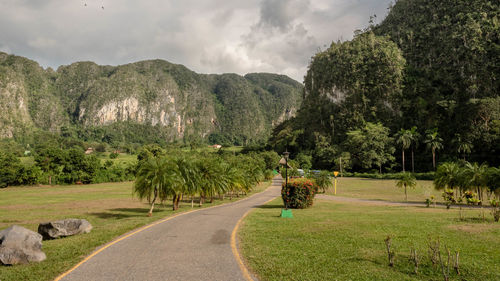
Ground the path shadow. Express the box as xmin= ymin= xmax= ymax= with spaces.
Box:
xmin=110 ymin=208 xmax=152 ymax=213
xmin=88 ymin=212 xmax=135 ymax=220
xmin=255 ymin=204 xmax=283 ymax=209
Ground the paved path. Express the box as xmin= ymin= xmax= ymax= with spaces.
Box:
xmin=59 ymin=177 xmax=282 ymax=281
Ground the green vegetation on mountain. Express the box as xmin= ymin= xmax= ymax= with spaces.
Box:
xmin=0 ymin=53 xmax=303 ymax=146
xmin=271 ymin=0 xmax=499 ymax=171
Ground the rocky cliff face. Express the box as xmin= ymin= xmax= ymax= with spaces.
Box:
xmin=0 ymin=53 xmax=303 ymax=144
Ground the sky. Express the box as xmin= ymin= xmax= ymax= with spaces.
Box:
xmin=0 ymin=0 xmax=393 ymax=82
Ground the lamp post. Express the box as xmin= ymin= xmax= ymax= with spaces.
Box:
xmin=283 ymin=150 xmax=290 ymax=209
xmin=283 ymin=150 xmax=289 ymax=183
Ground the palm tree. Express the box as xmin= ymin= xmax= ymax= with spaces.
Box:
xmin=408 ymin=126 xmax=420 ymax=173
xmin=434 ymin=162 xmax=463 ymax=198
xmin=314 ymin=170 xmax=333 ymax=193
xmin=396 ymin=129 xmax=412 ymax=172
xmin=463 ymin=162 xmax=488 ymax=205
xmin=396 ymin=172 xmax=417 ymax=201
xmin=134 ymin=157 xmax=180 ymax=216
xmin=175 ymin=157 xmax=200 ymax=209
xmin=424 ymin=130 xmax=443 ymax=169
xmin=454 ymin=134 xmax=473 ymax=161
xmin=221 ymin=164 xmax=245 ymax=199
xmin=197 ymin=158 xmax=227 ymax=204
xmin=486 ymin=167 xmax=500 ymax=199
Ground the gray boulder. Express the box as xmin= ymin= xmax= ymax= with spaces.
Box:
xmin=38 ymin=218 xmax=92 ymax=240
xmin=0 ymin=225 xmax=47 ymax=265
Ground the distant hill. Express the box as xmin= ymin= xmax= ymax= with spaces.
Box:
xmin=0 ymin=52 xmax=303 ymax=145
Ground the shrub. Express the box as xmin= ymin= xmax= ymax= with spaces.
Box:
xmin=491 ymin=199 xmax=500 ymax=222
xmin=264 ymin=169 xmax=274 ymax=180
xmin=281 ymin=178 xmax=317 ymax=209
xmin=442 ymin=188 xmax=456 ymax=209
xmin=313 ymin=170 xmax=333 ymax=193
xmin=109 ymin=152 xmax=119 ymax=159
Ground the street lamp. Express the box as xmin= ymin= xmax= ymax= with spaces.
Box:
xmin=283 ymin=150 xmax=289 ymax=183
xmin=283 ymin=150 xmax=290 ymax=209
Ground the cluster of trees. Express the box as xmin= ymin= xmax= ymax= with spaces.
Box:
xmin=0 ymin=146 xmax=135 ymax=188
xmin=434 ymin=161 xmax=500 ymax=205
xmin=134 ymin=145 xmax=279 ymax=215
xmin=269 ymin=0 xmax=499 ymax=172
xmin=271 ymin=120 xmax=467 ymax=174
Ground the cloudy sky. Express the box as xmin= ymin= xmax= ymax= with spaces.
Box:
xmin=0 ymin=0 xmax=392 ymax=82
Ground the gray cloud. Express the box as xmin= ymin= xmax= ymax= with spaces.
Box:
xmin=0 ymin=0 xmax=392 ymax=82
xmin=258 ymin=0 xmax=310 ymax=31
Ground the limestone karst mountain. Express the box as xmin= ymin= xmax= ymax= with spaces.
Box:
xmin=0 ymin=52 xmax=303 ymax=144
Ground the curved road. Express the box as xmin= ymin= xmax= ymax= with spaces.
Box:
xmin=59 ymin=177 xmax=282 ymax=281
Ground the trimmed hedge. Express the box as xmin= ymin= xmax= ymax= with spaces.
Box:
xmin=281 ymin=178 xmax=317 ymax=209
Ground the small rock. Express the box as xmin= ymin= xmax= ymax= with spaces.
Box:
xmin=0 ymin=225 xmax=46 ymax=265
xmin=38 ymin=218 xmax=92 ymax=240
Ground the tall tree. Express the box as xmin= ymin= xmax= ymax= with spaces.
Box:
xmin=343 ymin=122 xmax=395 ymax=173
xmin=408 ymin=126 xmax=420 ymax=173
xmin=424 ymin=130 xmax=443 ymax=169
xmin=396 ymin=129 xmax=412 ymax=172
xmin=454 ymin=134 xmax=473 ymax=161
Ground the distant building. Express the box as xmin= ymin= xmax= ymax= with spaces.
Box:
xmin=211 ymin=144 xmax=222 ymax=149
xmin=85 ymin=147 xmax=94 ymax=155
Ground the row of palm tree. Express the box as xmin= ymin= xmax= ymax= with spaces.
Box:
xmin=134 ymin=154 xmax=268 ymax=216
xmin=434 ymin=161 xmax=500 ymax=205
xmin=396 ymin=127 xmax=476 ymax=172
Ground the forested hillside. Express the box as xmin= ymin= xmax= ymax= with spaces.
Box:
xmin=0 ymin=53 xmax=303 ymax=145
xmin=270 ymin=0 xmax=499 ymax=171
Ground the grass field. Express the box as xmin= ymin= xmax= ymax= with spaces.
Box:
xmin=325 ymin=177 xmax=443 ymax=203
xmin=0 ymin=180 xmax=271 ymax=281
xmin=240 ymin=198 xmax=500 ymax=281
xmin=97 ymin=152 xmax=137 ymax=166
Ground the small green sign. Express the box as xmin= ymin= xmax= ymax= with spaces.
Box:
xmin=280 ymin=208 xmax=293 ymax=218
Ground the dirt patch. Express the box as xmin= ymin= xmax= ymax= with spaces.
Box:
xmin=448 ymin=224 xmax=499 ymax=234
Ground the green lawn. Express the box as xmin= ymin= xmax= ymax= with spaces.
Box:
xmin=325 ymin=177 xmax=442 ymax=203
xmin=240 ymin=198 xmax=500 ymax=281
xmin=0 ymin=180 xmax=270 ymax=281
xmin=97 ymin=152 xmax=137 ymax=165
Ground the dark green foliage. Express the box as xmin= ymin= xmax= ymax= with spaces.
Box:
xmin=0 ymin=152 xmax=42 ymax=187
xmin=258 ymin=151 xmax=281 ymax=170
xmin=295 ymin=153 xmax=312 ymax=170
xmin=0 ymin=152 xmax=24 ymax=187
xmin=270 ymin=0 xmax=499 ymax=171
xmin=374 ymin=0 xmax=499 ymax=166
xmin=343 ymin=123 xmax=395 ymax=171
xmin=109 ymin=152 xmax=119 ymax=159
xmin=281 ymin=178 xmax=317 ymax=209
